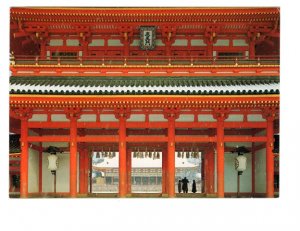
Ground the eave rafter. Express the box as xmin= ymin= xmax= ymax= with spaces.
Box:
xmin=10 ymin=7 xmax=279 ymax=24
xmin=10 ymin=94 xmax=279 ymax=110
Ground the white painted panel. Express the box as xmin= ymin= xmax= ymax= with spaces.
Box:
xmin=100 ymin=114 xmax=118 ymax=122
xmin=149 ymin=114 xmax=167 ymax=122
xmin=51 ymin=114 xmax=69 ymax=122
xmin=191 ymin=39 xmax=206 ymax=46
xmin=214 ymin=39 xmax=230 ymax=46
xmin=213 ymin=51 xmax=217 ymax=57
xmin=28 ymin=148 xmax=39 ymax=193
xmin=226 ymin=114 xmax=244 ymax=122
xmin=176 ymin=114 xmax=194 ymax=122
xmin=155 ymin=39 xmax=164 ymax=46
xmin=66 ymin=39 xmax=80 ymax=46
xmin=29 ymin=114 xmax=47 ymax=122
xmin=108 ymin=39 xmax=123 ymax=46
xmin=233 ymin=39 xmax=248 ymax=46
xmin=78 ymin=114 xmax=97 ymax=122
xmin=245 ymin=51 xmax=249 ymax=58
xmin=130 ymin=39 xmax=140 ymax=46
xmin=224 ymin=152 xmax=252 ymax=193
xmin=248 ymin=114 xmax=266 ymax=122
xmin=198 ymin=114 xmax=216 ymax=122
xmin=127 ymin=114 xmax=145 ymax=122
xmin=89 ymin=39 xmax=105 ymax=46
xmin=255 ymin=148 xmax=266 ymax=193
xmin=49 ymin=39 xmax=63 ymax=46
xmin=172 ymin=39 xmax=188 ymax=46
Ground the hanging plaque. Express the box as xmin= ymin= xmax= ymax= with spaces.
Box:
xmin=139 ymin=26 xmax=156 ymax=50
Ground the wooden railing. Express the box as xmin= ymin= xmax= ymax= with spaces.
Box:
xmin=11 ymin=55 xmax=280 ymax=66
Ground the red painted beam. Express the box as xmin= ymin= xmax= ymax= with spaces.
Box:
xmin=10 ymin=65 xmax=280 ymax=77
xmin=27 ymin=136 xmax=70 ymax=142
xmin=224 ymin=122 xmax=267 ymax=128
xmin=28 ymin=121 xmax=268 ymax=130
xmin=28 ymin=122 xmax=70 ymax=128
xmin=77 ymin=136 xmax=119 ymax=142
xmin=224 ymin=136 xmax=267 ymax=142
xmin=78 ymin=122 xmax=119 ymax=129
xmin=175 ymin=122 xmax=217 ymax=128
xmin=175 ymin=136 xmax=216 ymax=143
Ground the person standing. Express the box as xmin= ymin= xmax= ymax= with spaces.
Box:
xmin=178 ymin=180 xmax=182 ymax=193
xmin=181 ymin=177 xmax=189 ymax=193
xmin=192 ymin=180 xmax=197 ymax=193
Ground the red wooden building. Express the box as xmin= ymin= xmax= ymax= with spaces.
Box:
xmin=9 ymin=7 xmax=280 ymax=198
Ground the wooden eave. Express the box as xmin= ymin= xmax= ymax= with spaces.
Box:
xmin=10 ymin=7 xmax=279 ymax=23
xmin=10 ymin=94 xmax=280 ymax=109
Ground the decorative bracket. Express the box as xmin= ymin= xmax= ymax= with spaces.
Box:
xmin=10 ymin=108 xmax=33 ymax=120
xmin=163 ymin=108 xmax=180 ymax=120
xmin=65 ymin=108 xmax=82 ymax=120
xmin=213 ymin=108 xmax=230 ymax=121
xmin=114 ymin=108 xmax=131 ymax=120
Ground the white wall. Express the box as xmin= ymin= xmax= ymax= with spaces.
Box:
xmin=28 ymin=148 xmax=39 ymax=193
xmin=42 ymin=152 xmax=80 ymax=193
xmin=255 ymin=148 xmax=266 ymax=193
xmin=224 ymin=153 xmax=252 ymax=193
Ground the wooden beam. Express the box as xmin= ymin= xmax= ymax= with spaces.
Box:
xmin=175 ymin=136 xmax=216 ymax=142
xmin=77 ymin=136 xmax=119 ymax=142
xmin=27 ymin=136 xmax=69 ymax=142
xmin=224 ymin=136 xmax=267 ymax=142
xmin=28 ymin=121 xmax=269 ymax=130
xmin=224 ymin=122 xmax=267 ymax=128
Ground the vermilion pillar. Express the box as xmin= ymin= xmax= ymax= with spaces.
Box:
xmin=126 ymin=149 xmax=132 ymax=194
xmin=162 ymin=149 xmax=168 ymax=194
xmin=119 ymin=115 xmax=127 ymax=197
xmin=69 ymin=115 xmax=78 ymax=198
xmin=216 ymin=115 xmax=225 ymax=198
xmin=40 ymin=40 xmax=47 ymax=59
xmin=167 ymin=116 xmax=176 ymax=197
xmin=20 ymin=117 xmax=29 ymax=198
xmin=206 ymin=41 xmax=213 ymax=58
xmin=249 ymin=40 xmax=255 ymax=59
xmin=205 ymin=146 xmax=215 ymax=194
xmin=266 ymin=116 xmax=275 ymax=198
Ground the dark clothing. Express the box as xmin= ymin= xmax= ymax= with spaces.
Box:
xmin=192 ymin=180 xmax=197 ymax=193
xmin=181 ymin=177 xmax=189 ymax=193
xmin=178 ymin=180 xmax=182 ymax=193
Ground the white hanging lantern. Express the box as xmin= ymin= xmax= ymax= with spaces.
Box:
xmin=48 ymin=154 xmax=58 ymax=171
xmin=235 ymin=155 xmax=247 ymax=172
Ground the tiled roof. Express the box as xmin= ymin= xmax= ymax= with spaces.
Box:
xmin=10 ymin=76 xmax=279 ymax=95
xmin=9 ymin=134 xmax=20 ymax=154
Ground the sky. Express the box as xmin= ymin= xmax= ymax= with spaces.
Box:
xmin=0 ymin=1 xmax=299 ymax=231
